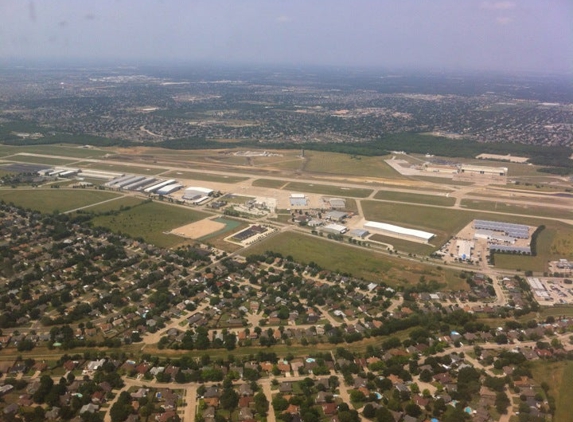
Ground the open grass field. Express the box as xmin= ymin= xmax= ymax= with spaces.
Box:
xmin=302 ymin=151 xmax=401 ymax=179
xmin=374 ymin=190 xmax=455 ymax=207
xmin=530 ymin=361 xmax=573 ymax=422
xmin=285 ymin=182 xmax=373 ymax=198
xmin=369 ymin=234 xmax=437 ymax=255
xmin=0 ymin=188 xmax=120 ymax=213
xmin=461 ymin=199 xmax=572 ymax=220
xmin=246 ymin=231 xmax=465 ymax=289
xmin=493 ymin=224 xmax=572 ymax=272
xmin=198 ymin=217 xmax=243 ymax=240
xmin=2 ymin=154 xmax=78 ymax=166
xmin=0 ymin=169 xmax=16 ymax=177
xmin=252 ymin=179 xmax=288 ymax=189
xmin=91 ymin=201 xmax=209 ymax=248
xmin=79 ymin=196 xmax=146 ymax=213
xmin=262 ymin=157 xmax=304 ymax=171
xmin=162 ymin=170 xmax=248 ymax=184
xmin=362 ymin=201 xmax=472 ymax=248
xmin=361 ymin=201 xmax=573 ymax=266
xmin=0 ymin=144 xmax=109 ymax=159
xmin=410 ymin=176 xmax=474 ymax=186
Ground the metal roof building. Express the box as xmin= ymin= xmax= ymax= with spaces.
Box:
xmin=156 ymin=183 xmax=182 ymax=195
xmin=349 ymin=228 xmax=369 ymax=238
xmin=328 ymin=198 xmax=346 ymax=209
xmin=323 ymin=224 xmax=348 ymax=235
xmin=325 ymin=210 xmax=347 ymax=221
xmin=144 ymin=179 xmax=175 ymax=193
xmin=474 ymin=220 xmax=529 ymax=239
xmin=289 ymin=194 xmax=308 ymax=207
xmin=364 ymin=221 xmax=435 ymax=242
xmin=183 ymin=187 xmax=214 ymax=200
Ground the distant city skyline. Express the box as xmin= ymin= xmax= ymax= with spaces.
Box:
xmin=1 ymin=0 xmax=571 ymax=74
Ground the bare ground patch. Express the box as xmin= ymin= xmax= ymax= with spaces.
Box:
xmin=170 ymin=218 xmax=226 ymax=239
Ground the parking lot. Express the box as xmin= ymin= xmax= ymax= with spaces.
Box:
xmin=527 ymin=277 xmax=573 ymax=305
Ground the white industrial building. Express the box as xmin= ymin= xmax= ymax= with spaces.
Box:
xmin=183 ymin=187 xmax=214 ymax=200
xmin=456 ymin=239 xmax=474 ymax=260
xmin=156 ymin=183 xmax=182 ymax=195
xmin=323 ymin=224 xmax=348 ymax=235
xmin=144 ymin=179 xmax=176 ymax=193
xmin=123 ymin=177 xmax=156 ymax=191
xmin=527 ymin=277 xmax=550 ymax=300
xmin=115 ymin=175 xmax=146 ymax=188
xmin=289 ymin=193 xmax=308 ymax=207
xmin=105 ymin=174 xmax=133 ymax=187
xmin=364 ymin=221 xmax=435 ymax=242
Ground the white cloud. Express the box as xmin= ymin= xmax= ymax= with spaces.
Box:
xmin=276 ymin=15 xmax=292 ymax=23
xmin=496 ymin=16 xmax=513 ymax=25
xmin=481 ymin=1 xmax=516 ymax=10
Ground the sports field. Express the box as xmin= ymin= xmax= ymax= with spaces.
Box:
xmin=91 ymin=201 xmax=209 ymax=248
xmin=0 ymin=188 xmax=120 ymax=213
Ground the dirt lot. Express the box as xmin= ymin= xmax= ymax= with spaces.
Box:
xmin=170 ymin=218 xmax=226 ymax=239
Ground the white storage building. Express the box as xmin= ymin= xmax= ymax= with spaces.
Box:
xmin=156 ymin=183 xmax=182 ymax=195
xmin=364 ymin=221 xmax=435 ymax=242
xmin=183 ymin=187 xmax=214 ymax=200
xmin=144 ymin=179 xmax=175 ymax=193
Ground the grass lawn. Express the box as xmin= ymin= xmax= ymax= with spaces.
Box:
xmin=246 ymin=231 xmax=463 ymax=289
xmin=3 ymin=154 xmax=78 ymax=166
xmin=285 ymin=182 xmax=373 ymax=198
xmin=374 ymin=190 xmax=455 ymax=207
xmin=0 ymin=144 xmax=109 ymax=159
xmin=493 ymin=224 xmax=572 ymax=272
xmin=198 ymin=217 xmax=243 ymax=241
xmin=0 ymin=188 xmax=120 ymax=213
xmin=91 ymin=201 xmax=209 ymax=248
xmin=303 ymin=151 xmax=401 ymax=179
xmin=361 ymin=201 xmax=573 ymax=264
xmin=79 ymin=196 xmax=146 ymax=213
xmin=162 ymin=170 xmax=248 ymax=184
xmin=410 ymin=176 xmax=474 ymax=186
xmin=222 ymin=194 xmax=255 ymax=204
xmin=252 ymin=179 xmax=288 ymax=189
xmin=530 ymin=361 xmax=573 ymax=422
xmin=369 ymin=234 xmax=436 ymax=255
xmin=461 ymin=199 xmax=572 ymax=220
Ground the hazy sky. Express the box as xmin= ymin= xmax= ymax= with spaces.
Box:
xmin=1 ymin=0 xmax=571 ymax=73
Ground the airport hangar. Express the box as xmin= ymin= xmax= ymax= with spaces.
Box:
xmin=364 ymin=221 xmax=435 ymax=243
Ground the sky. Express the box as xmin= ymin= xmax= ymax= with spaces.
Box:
xmin=0 ymin=0 xmax=571 ymax=74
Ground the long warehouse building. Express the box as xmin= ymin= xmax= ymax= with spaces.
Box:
xmin=364 ymin=221 xmax=435 ymax=242
xmin=123 ymin=177 xmax=156 ymax=191
xmin=144 ymin=179 xmax=176 ymax=193
xmin=156 ymin=183 xmax=182 ymax=195
xmin=105 ymin=174 xmax=132 ymax=187
xmin=112 ymin=175 xmax=145 ymax=188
